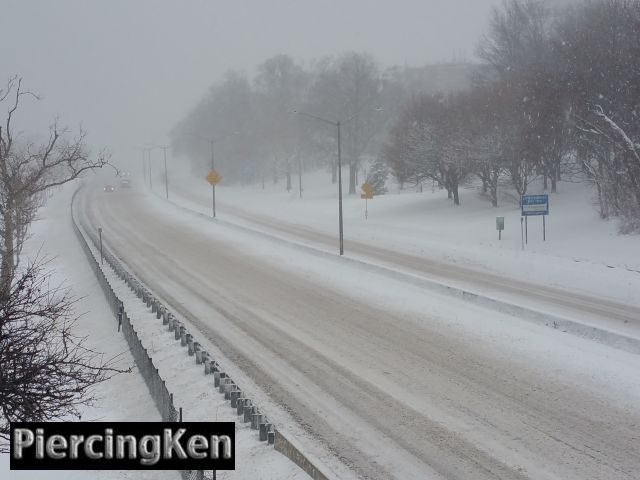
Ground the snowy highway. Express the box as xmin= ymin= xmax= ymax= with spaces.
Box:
xmin=83 ymin=186 xmax=640 ymax=480
xmin=171 ymin=183 xmax=640 ymax=337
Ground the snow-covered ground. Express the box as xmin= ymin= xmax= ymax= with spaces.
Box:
xmin=166 ymin=168 xmax=640 ymax=307
xmin=2 ymin=183 xmax=307 ymax=480
xmin=2 ymin=183 xmax=177 ymax=480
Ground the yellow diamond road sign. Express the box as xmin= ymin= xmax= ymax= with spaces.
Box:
xmin=206 ymin=170 xmax=222 ymax=186
xmin=361 ymin=181 xmax=374 ymax=200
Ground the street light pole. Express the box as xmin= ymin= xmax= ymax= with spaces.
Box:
xmin=148 ymin=149 xmax=153 ymax=190
xmin=142 ymin=149 xmax=146 ymax=184
xmin=210 ymin=140 xmax=216 ymax=218
xmin=293 ymin=110 xmax=345 ymax=256
xmin=337 ymin=121 xmax=343 ymax=256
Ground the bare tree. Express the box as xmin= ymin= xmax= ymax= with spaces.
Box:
xmin=0 ymin=77 xmax=109 ymax=294
xmin=254 ymin=54 xmax=310 ymax=190
xmin=478 ymin=0 xmax=567 ymax=194
xmin=561 ymin=0 xmax=640 ymax=230
xmin=308 ymin=52 xmax=382 ymax=194
xmin=0 ymin=77 xmax=121 ymax=452
xmin=0 ymin=258 xmax=127 ymax=451
xmin=383 ymin=92 xmax=474 ymax=206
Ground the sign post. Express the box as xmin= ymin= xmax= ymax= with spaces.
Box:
xmin=496 ymin=217 xmax=504 ymax=240
xmin=360 ymin=182 xmax=374 ymax=219
xmin=520 ymin=194 xmax=549 ymax=247
xmin=206 ymin=170 xmax=222 ymax=218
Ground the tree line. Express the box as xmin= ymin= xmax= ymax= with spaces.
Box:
xmin=384 ymin=0 xmax=640 ymax=232
xmin=172 ymin=0 xmax=640 ymax=232
xmin=170 ymin=54 xmax=478 ymax=195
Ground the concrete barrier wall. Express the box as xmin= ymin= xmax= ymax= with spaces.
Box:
xmin=274 ymin=431 xmax=332 ymax=480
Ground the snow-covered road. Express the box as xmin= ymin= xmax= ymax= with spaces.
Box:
xmin=82 ymin=185 xmax=640 ymax=480
xmin=172 ymin=185 xmax=640 ymax=339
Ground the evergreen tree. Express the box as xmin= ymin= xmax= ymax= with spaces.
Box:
xmin=367 ymin=156 xmax=389 ymax=195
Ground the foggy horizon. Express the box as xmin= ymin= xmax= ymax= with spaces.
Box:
xmin=2 ymin=0 xmax=502 ymax=165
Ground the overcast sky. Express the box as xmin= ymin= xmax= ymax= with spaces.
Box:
xmin=1 ymin=0 xmax=501 ymax=168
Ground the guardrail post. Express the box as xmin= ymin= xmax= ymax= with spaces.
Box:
xmin=214 ymin=371 xmax=225 ymax=388
xmin=223 ymin=378 xmax=233 ymax=394
xmin=251 ymin=412 xmax=262 ymax=430
xmin=259 ymin=423 xmax=271 ymax=441
xmin=219 ymin=377 xmax=229 ymax=394
xmin=237 ymin=398 xmax=248 ymax=415
xmin=230 ymin=390 xmax=242 ymax=408
xmin=224 ymin=382 xmax=235 ymax=400
xmin=243 ymin=404 xmax=253 ymax=423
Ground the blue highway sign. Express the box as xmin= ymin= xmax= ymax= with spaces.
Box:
xmin=521 ymin=195 xmax=549 ymax=216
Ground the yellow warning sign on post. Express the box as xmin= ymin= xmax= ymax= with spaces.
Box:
xmin=206 ymin=170 xmax=222 ymax=186
xmin=361 ymin=181 xmax=373 ymax=220
xmin=361 ymin=181 xmax=374 ymax=200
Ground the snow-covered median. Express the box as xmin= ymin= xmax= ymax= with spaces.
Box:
xmin=168 ymin=169 xmax=640 ymax=307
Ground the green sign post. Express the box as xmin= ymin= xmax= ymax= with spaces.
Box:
xmin=496 ymin=217 xmax=505 ymax=240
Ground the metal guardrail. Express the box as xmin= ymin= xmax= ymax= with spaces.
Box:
xmin=72 ymin=187 xmax=276 ymax=438
xmin=71 ymin=187 xmax=212 ymax=480
xmin=72 ymin=185 xmax=338 ymax=480
xmin=71 ymin=187 xmax=179 ymax=422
